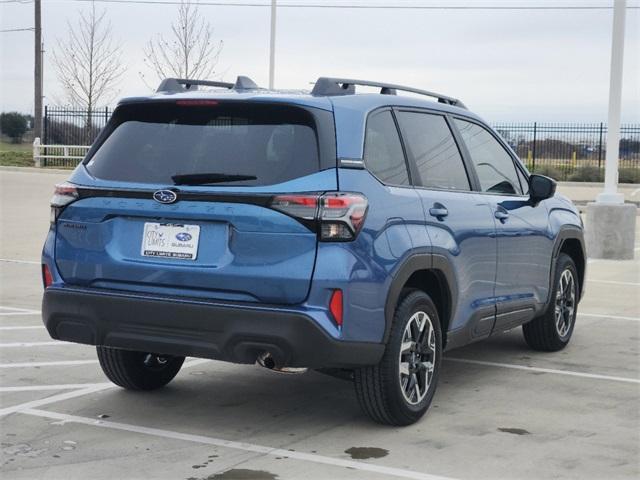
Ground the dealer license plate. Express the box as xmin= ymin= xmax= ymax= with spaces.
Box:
xmin=141 ymin=223 xmax=200 ymax=260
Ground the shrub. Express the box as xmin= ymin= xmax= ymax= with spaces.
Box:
xmin=568 ymin=166 xmax=604 ymax=182
xmin=619 ymin=168 xmax=640 ymax=184
xmin=531 ymin=165 xmax=563 ymax=181
xmin=0 ymin=112 xmax=28 ymax=143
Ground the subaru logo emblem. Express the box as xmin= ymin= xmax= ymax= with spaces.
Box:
xmin=153 ymin=190 xmax=177 ymax=204
xmin=176 ymin=232 xmax=192 ymax=242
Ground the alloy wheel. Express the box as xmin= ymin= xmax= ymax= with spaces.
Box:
xmin=555 ymin=269 xmax=576 ymax=337
xmin=398 ymin=311 xmax=437 ymax=405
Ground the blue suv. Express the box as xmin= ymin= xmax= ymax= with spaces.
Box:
xmin=42 ymin=76 xmax=586 ymax=425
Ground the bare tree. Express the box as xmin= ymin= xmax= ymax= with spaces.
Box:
xmin=142 ymin=0 xmax=223 ymax=86
xmin=53 ymin=2 xmax=124 ymax=124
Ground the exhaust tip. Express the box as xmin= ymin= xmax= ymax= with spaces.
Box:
xmin=256 ymin=352 xmax=307 ymax=375
xmin=257 ymin=352 xmax=277 ymax=370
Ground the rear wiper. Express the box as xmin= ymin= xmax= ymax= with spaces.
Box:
xmin=171 ymin=173 xmax=257 ymax=185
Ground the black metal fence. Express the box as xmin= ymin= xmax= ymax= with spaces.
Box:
xmin=43 ymin=106 xmax=111 ymax=146
xmin=493 ymin=122 xmax=640 ymax=182
xmin=40 ymin=107 xmax=640 ymax=182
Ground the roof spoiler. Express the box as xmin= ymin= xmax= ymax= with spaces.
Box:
xmin=156 ymin=75 xmax=261 ymax=93
xmin=310 ymin=77 xmax=466 ymax=108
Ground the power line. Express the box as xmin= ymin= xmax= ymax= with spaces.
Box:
xmin=59 ymin=0 xmax=640 ymax=10
xmin=0 ymin=27 xmax=34 ymax=32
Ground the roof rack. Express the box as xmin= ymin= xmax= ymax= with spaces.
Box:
xmin=310 ymin=77 xmax=466 ymax=109
xmin=156 ymin=75 xmax=260 ymax=93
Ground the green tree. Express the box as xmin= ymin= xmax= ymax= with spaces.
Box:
xmin=0 ymin=112 xmax=28 ymax=143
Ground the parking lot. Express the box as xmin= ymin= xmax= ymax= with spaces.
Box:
xmin=1 ymin=168 xmax=638 ymax=480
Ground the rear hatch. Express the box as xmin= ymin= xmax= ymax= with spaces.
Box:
xmin=54 ymin=100 xmax=337 ymax=304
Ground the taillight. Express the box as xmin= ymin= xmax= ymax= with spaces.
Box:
xmin=270 ymin=194 xmax=319 ymax=220
xmin=42 ymin=264 xmax=53 ymax=288
xmin=50 ymin=182 xmax=78 ymax=224
xmin=329 ymin=289 xmax=343 ymax=327
xmin=319 ymin=193 xmax=368 ymax=241
xmin=269 ymin=192 xmax=368 ymax=242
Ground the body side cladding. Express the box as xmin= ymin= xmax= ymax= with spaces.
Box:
xmin=549 ymin=226 xmax=586 ymax=305
xmin=383 ymin=253 xmax=457 ymax=348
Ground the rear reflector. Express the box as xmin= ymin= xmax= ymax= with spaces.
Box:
xmin=329 ymin=289 xmax=343 ymax=327
xmin=42 ymin=264 xmax=53 ymax=288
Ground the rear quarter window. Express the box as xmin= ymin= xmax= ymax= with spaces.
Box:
xmin=86 ymin=102 xmax=324 ymax=186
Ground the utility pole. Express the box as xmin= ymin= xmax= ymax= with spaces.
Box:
xmin=34 ymin=0 xmax=43 ymax=140
xmin=268 ymin=0 xmax=276 ymax=89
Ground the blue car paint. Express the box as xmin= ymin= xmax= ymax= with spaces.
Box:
xmin=42 ymin=89 xmax=583 ymax=350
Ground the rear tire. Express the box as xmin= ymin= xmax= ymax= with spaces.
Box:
xmin=523 ymin=253 xmax=579 ymax=352
xmin=97 ymin=346 xmax=185 ymax=390
xmin=354 ymin=290 xmax=442 ymax=426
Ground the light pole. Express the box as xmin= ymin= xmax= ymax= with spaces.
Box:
xmin=586 ymin=0 xmax=636 ymax=259
xmin=597 ymin=0 xmax=626 ymax=204
xmin=268 ymin=0 xmax=277 ymax=89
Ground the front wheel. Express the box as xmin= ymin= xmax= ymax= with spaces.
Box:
xmin=97 ymin=346 xmax=185 ymax=390
xmin=354 ymin=290 xmax=442 ymax=426
xmin=523 ymin=253 xmax=579 ymax=352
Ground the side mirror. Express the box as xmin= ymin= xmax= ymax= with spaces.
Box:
xmin=529 ymin=174 xmax=556 ymax=203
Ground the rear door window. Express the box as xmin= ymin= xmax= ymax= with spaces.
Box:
xmin=363 ymin=110 xmax=410 ymax=186
xmin=86 ymin=102 xmax=321 ymax=186
xmin=454 ymin=119 xmax=523 ymax=195
xmin=396 ymin=111 xmax=470 ymax=191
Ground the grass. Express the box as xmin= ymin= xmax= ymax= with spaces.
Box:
xmin=0 ymin=140 xmax=75 ymax=169
xmin=0 ymin=140 xmax=32 ymax=153
xmin=0 ymin=139 xmax=34 ymax=166
xmin=0 ymin=151 xmax=34 ymax=167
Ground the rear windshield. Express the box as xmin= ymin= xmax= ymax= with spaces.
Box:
xmin=85 ymin=102 xmax=321 ymax=186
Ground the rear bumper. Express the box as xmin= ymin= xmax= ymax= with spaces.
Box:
xmin=42 ymin=287 xmax=384 ymax=368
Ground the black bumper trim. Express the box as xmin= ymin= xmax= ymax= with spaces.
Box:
xmin=42 ymin=287 xmax=384 ymax=368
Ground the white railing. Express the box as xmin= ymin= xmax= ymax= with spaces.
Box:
xmin=33 ymin=137 xmax=91 ymax=167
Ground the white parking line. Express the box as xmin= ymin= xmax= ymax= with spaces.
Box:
xmin=0 ymin=384 xmax=112 ymax=417
xmin=446 ymin=358 xmax=640 ymax=384
xmin=0 ymin=258 xmax=40 ymax=265
xmin=0 ymin=358 xmax=211 ymax=417
xmin=0 ymin=312 xmax=41 ymax=316
xmin=0 ymin=360 xmax=98 ymax=368
xmin=1 ymin=383 xmax=109 ymax=393
xmin=579 ymin=312 xmax=639 ymax=322
xmin=0 ymin=306 xmax=41 ymax=316
xmin=0 ymin=341 xmax=69 ymax=348
xmin=21 ymin=408 xmax=455 ymax=480
xmin=588 ymin=279 xmax=640 ymax=286
xmin=0 ymin=325 xmax=43 ymax=331
xmin=0 ymin=306 xmax=40 ymax=313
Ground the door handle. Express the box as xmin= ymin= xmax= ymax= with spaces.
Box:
xmin=429 ymin=204 xmax=448 ymax=219
xmin=494 ymin=210 xmax=509 ymax=222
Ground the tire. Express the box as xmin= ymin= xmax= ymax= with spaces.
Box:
xmin=523 ymin=253 xmax=579 ymax=352
xmin=354 ymin=290 xmax=442 ymax=426
xmin=96 ymin=346 xmax=185 ymax=390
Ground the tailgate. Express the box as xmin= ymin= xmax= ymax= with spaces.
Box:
xmin=55 ymin=195 xmax=318 ymax=304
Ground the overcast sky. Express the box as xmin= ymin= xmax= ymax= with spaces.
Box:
xmin=1 ymin=0 xmax=639 ymax=123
